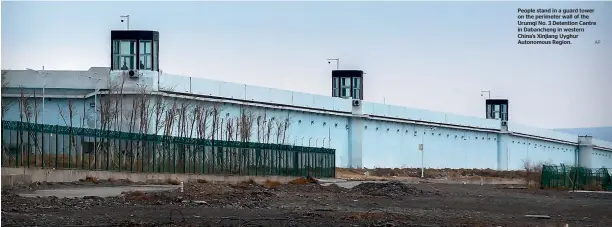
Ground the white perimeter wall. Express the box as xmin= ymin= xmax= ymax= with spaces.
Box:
xmin=2 ymin=71 xmax=611 ymax=170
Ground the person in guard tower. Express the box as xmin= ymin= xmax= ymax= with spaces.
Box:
xmin=121 ymin=60 xmax=129 ymax=70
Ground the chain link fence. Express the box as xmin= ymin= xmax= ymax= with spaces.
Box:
xmin=541 ymin=165 xmax=612 ymax=191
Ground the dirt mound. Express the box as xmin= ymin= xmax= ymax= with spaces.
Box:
xmin=351 ymin=181 xmax=439 ymax=197
xmin=288 ymin=176 xmax=318 ymax=184
xmin=263 ymin=180 xmax=281 ymax=188
xmin=322 ymin=183 xmax=345 ymax=193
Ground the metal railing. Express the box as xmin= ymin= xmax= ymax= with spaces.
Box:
xmin=541 ymin=165 xmax=611 ymax=191
xmin=1 ymin=121 xmax=336 ymax=178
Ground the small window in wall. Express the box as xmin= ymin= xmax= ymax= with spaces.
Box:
xmin=139 ymin=40 xmax=153 ymax=70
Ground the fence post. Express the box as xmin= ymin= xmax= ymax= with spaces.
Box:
xmin=106 ymin=130 xmax=110 ymax=171
xmin=17 ymin=123 xmax=21 ymax=168
xmin=27 ymin=123 xmax=31 ymax=168
xmin=68 ymin=127 xmax=72 ymax=169
xmin=130 ymin=136 xmax=134 ymax=172
xmin=81 ymin=134 xmax=85 ymax=170
xmin=333 ymin=150 xmax=336 ymax=178
xmin=201 ymin=140 xmax=205 ymax=174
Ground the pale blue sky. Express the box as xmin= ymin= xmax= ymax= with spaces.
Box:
xmin=2 ymin=1 xmax=611 ymax=129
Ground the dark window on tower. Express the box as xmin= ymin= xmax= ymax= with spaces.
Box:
xmin=139 ymin=40 xmax=153 ymax=70
xmin=113 ymin=40 xmax=136 ymax=70
xmin=332 ymin=77 xmax=339 ymax=97
xmin=341 ymin=77 xmax=351 ymax=98
xmin=501 ymin=104 xmax=508 ymax=121
xmin=352 ymin=77 xmax=361 ymax=99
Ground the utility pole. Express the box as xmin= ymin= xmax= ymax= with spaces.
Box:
xmin=42 ymin=66 xmax=45 ymax=124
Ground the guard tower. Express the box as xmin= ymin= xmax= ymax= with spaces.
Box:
xmin=111 ymin=30 xmax=160 ymax=74
xmin=332 ymin=70 xmax=363 ymax=100
xmin=110 ymin=30 xmax=160 ymax=91
xmin=485 ymin=99 xmax=509 ymax=121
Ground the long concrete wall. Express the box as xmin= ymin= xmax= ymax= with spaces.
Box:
xmin=0 ymin=167 xmax=301 ymax=187
xmin=2 ymin=69 xmax=612 ymax=170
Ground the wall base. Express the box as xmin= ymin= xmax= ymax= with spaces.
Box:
xmin=1 ymin=168 xmax=302 ymax=187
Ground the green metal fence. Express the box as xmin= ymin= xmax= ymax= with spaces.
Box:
xmin=1 ymin=121 xmax=336 ymax=178
xmin=541 ymin=165 xmax=612 ymax=191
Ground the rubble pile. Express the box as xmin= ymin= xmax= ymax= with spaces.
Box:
xmin=351 ymin=181 xmax=440 ymax=197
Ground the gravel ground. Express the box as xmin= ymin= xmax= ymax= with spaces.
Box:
xmin=2 ymin=179 xmax=611 ymax=227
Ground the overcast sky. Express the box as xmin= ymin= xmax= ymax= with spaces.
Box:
xmin=2 ymin=1 xmax=611 ymax=129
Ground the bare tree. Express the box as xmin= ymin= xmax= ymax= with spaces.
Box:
xmin=1 ymin=71 xmax=11 ymax=119
xmin=193 ymin=103 xmax=211 ymax=173
xmin=238 ymin=109 xmax=255 ymax=173
xmin=97 ymin=78 xmax=125 ymax=169
xmin=161 ymin=98 xmax=179 ymax=172
xmin=31 ymin=92 xmax=41 ymax=166
xmin=225 ymin=116 xmax=234 ymax=142
xmin=1 ymin=71 xmax=10 ymax=165
xmin=281 ymin=115 xmax=292 ymax=145
xmin=20 ymin=88 xmax=32 ymax=123
xmin=195 ymin=104 xmax=211 ymax=140
xmin=17 ymin=88 xmax=34 ymax=166
xmin=256 ymin=114 xmax=263 ymax=143
xmin=58 ymin=100 xmax=76 ymax=168
xmin=239 ymin=110 xmax=255 ymax=143
xmin=175 ymin=99 xmax=195 ymax=173
xmin=207 ymin=103 xmax=227 ymax=173
xmin=275 ymin=117 xmax=284 ymax=144
xmin=265 ymin=115 xmax=274 ymax=144
xmin=126 ymin=85 xmax=153 ymax=171
xmin=153 ymin=96 xmax=168 ymax=135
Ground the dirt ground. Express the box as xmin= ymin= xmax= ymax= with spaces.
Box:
xmin=2 ymin=178 xmax=611 ymax=227
xmin=336 ymin=167 xmax=528 ymax=180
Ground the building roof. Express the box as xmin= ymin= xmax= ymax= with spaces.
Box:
xmin=2 ymin=67 xmax=109 ymax=90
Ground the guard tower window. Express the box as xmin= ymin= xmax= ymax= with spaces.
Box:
xmin=332 ymin=77 xmax=339 ymax=97
xmin=341 ymin=77 xmax=351 ymax=98
xmin=485 ymin=99 xmax=509 ymax=121
xmin=113 ymin=40 xmax=137 ymax=70
xmin=111 ymin=30 xmax=160 ymax=72
xmin=331 ymin=70 xmax=364 ymax=100
xmin=493 ymin=105 xmax=500 ymax=119
xmin=501 ymin=104 xmax=508 ymax=121
xmin=352 ymin=77 xmax=361 ymax=99
xmin=139 ymin=40 xmax=152 ymax=70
